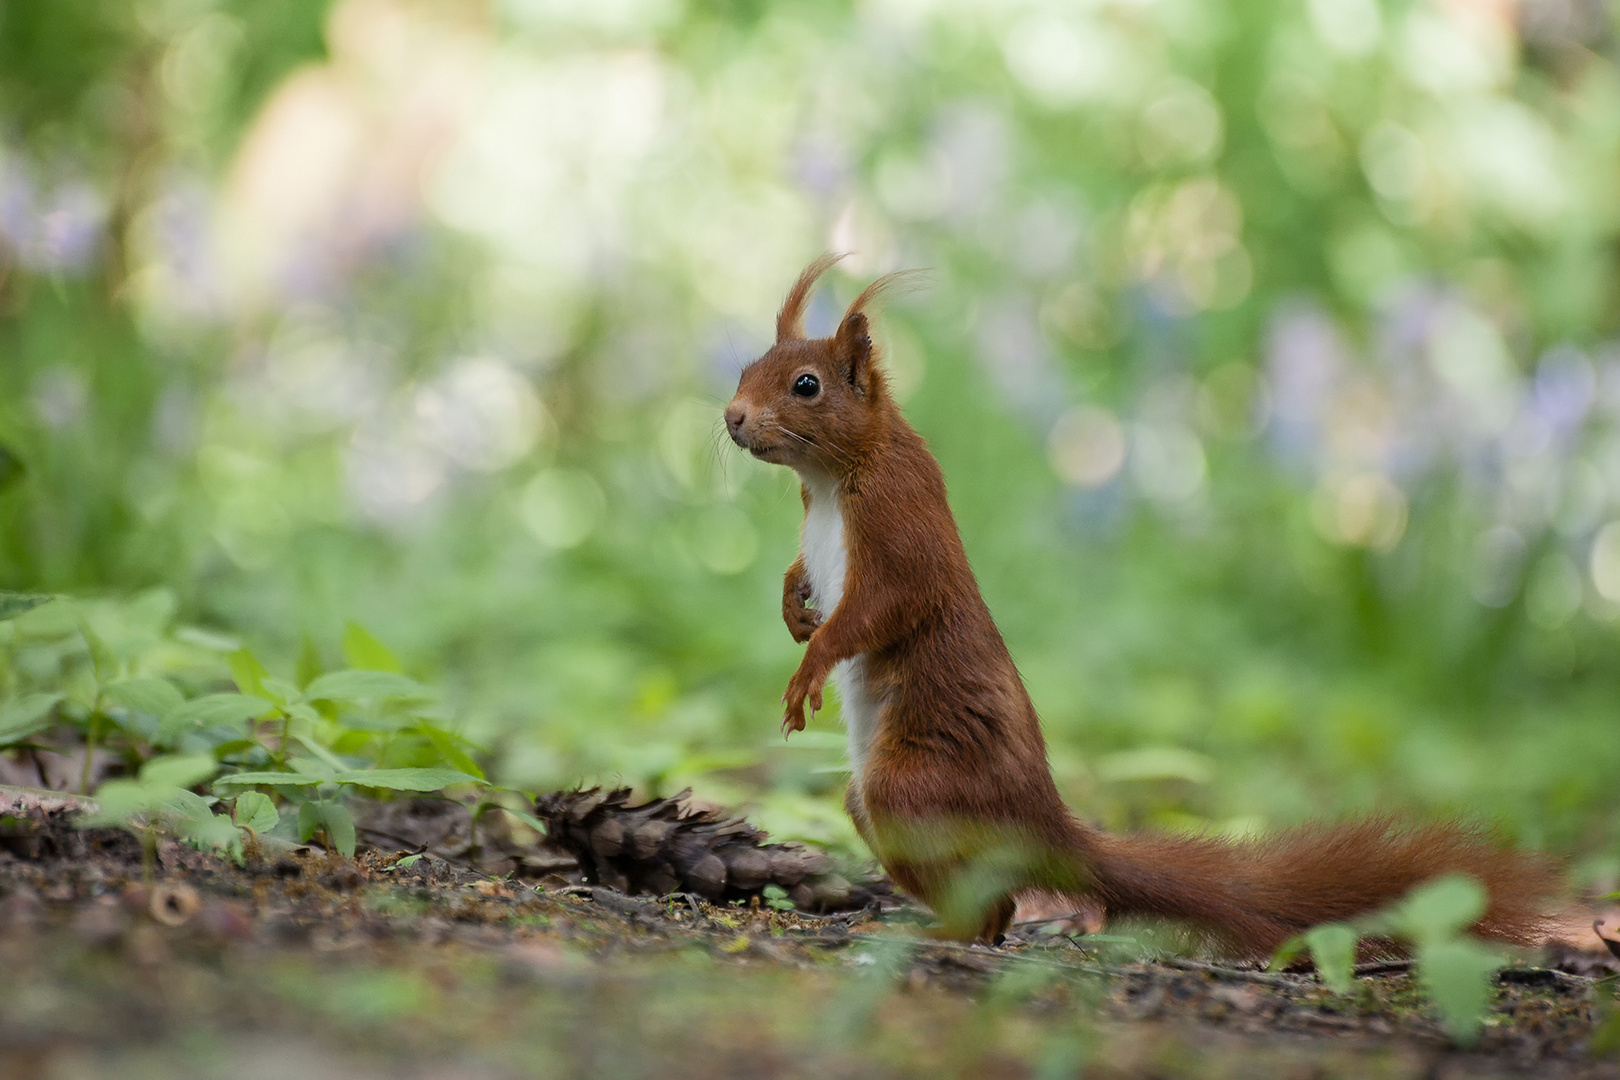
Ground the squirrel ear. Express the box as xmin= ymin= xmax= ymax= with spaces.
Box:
xmin=835 ymin=311 xmax=873 ymax=394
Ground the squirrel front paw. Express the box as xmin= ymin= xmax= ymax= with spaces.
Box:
xmin=780 ymin=668 xmax=825 ymax=738
xmin=782 ymin=580 xmax=823 ymax=644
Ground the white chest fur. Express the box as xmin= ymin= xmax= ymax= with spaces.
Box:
xmin=796 ymin=473 xmax=879 ymax=782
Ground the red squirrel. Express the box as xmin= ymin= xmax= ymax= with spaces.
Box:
xmin=723 ymin=255 xmax=1557 ymax=954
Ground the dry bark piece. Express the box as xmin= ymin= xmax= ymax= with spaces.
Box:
xmin=535 ymin=787 xmax=890 ymax=912
xmin=685 ymin=854 xmax=727 ymax=899
xmin=589 ymin=818 xmax=624 ymax=857
xmin=565 ymin=791 xmax=605 ymax=824
xmin=768 ymin=848 xmax=809 ymax=887
xmin=724 ymin=847 xmax=770 ymax=891
xmin=629 ymin=819 xmax=673 ymax=859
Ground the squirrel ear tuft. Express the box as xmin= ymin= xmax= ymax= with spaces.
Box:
xmin=776 ymin=253 xmax=846 ymax=343
xmin=835 ymin=311 xmax=873 ymax=393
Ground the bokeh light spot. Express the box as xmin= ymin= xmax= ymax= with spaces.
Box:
xmin=520 ymin=469 xmax=606 ymax=549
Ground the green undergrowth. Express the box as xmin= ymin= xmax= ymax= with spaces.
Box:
xmin=0 ymin=589 xmax=521 ymax=861
xmin=1272 ymin=875 xmax=1512 ymax=1045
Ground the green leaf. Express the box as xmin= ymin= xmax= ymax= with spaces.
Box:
xmin=343 ymin=622 xmax=402 ymax=673
xmin=174 ymin=626 xmax=241 ymax=653
xmin=180 ymin=812 xmax=244 ymax=859
xmin=324 ymin=802 xmax=356 ymax=857
xmin=289 ymin=736 xmax=346 ymax=774
xmin=82 ymin=778 xmax=153 ymax=825
xmin=296 ymin=634 xmax=323 ymax=690
xmin=161 ymin=693 xmax=272 ymax=739
xmin=0 ymin=693 xmax=62 ymax=745
xmin=330 ymin=767 xmax=484 ymax=792
xmin=393 ymin=853 xmax=425 ymax=870
xmin=140 ymin=753 xmax=218 ymax=791
xmin=1389 ymin=875 xmax=1488 ymax=945
xmin=1594 ymin=1008 xmax=1620 ymax=1055
xmin=164 ymin=787 xmax=217 ymax=822
xmin=0 ymin=442 xmax=24 ymax=491
xmin=1268 ymin=935 xmax=1305 ymax=973
xmin=233 ymin=791 xmax=280 ymax=834
xmin=298 ymin=800 xmax=355 ymax=857
xmin=212 ymin=771 xmax=328 ymax=788
xmin=0 ymin=593 xmax=52 ymax=622
xmin=1416 ymin=938 xmax=1501 ymax=1045
xmin=304 ymin=669 xmax=431 ymax=703
xmin=228 ymin=649 xmax=271 ymax=699
xmin=210 ymin=738 xmax=261 ymax=759
xmin=260 ymin=677 xmax=302 ymax=707
xmin=1303 ymin=923 xmax=1358 ymax=995
xmin=493 ymin=805 xmax=549 ymax=834
xmin=104 ymin=677 xmax=184 ymax=718
xmin=297 ymin=800 xmax=322 ymax=843
xmin=1093 ymin=746 xmax=1215 ymax=785
xmin=78 ymin=617 xmax=118 ymax=682
xmin=84 ymin=759 xmax=217 ymax=827
xmin=415 ymin=721 xmax=486 ymax=779
xmin=124 ymin=588 xmax=178 ymax=636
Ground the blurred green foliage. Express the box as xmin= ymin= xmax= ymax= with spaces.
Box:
xmin=0 ymin=592 xmax=490 ymax=858
xmin=1272 ymin=874 xmax=1506 ymax=1043
xmin=1 ymin=0 xmax=1618 ymax=874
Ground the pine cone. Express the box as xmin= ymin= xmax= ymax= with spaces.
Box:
xmin=534 ymin=787 xmax=889 ymax=912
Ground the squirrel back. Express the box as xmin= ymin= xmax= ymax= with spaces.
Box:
xmin=724 ymin=256 xmax=1559 ymax=955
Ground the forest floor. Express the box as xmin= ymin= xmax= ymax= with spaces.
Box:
xmin=1 ymin=787 xmax=1617 ymax=1080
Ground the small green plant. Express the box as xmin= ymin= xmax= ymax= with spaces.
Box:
xmin=0 ymin=590 xmax=491 ymax=860
xmin=1381 ymin=876 xmax=1505 ymax=1045
xmin=79 ymin=753 xmax=235 ymax=879
xmin=232 ymin=791 xmax=280 ymax=836
xmin=761 ymin=883 xmax=795 ymax=911
xmin=1273 ymin=874 xmax=1504 ymax=1045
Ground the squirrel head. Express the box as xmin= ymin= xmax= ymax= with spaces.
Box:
xmin=725 ymin=255 xmax=913 ymax=479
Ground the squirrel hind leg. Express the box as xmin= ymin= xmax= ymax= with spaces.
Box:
xmin=884 ymin=858 xmax=1017 ymax=945
xmin=976 ymin=896 xmax=1017 ymax=945
xmin=921 ymin=893 xmax=1015 ymax=946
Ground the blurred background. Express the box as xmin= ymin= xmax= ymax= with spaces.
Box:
xmin=2 ymin=0 xmax=1617 ymax=878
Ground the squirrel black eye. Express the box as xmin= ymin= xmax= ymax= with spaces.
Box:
xmin=792 ymin=373 xmax=820 ymax=398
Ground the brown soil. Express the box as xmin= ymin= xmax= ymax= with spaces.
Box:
xmin=0 ymin=790 xmax=1616 ymax=1080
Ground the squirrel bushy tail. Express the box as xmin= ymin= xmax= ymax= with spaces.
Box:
xmin=1062 ymin=817 xmax=1556 ymax=956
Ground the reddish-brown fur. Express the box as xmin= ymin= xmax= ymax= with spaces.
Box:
xmin=723 ymin=257 xmax=1559 ymax=956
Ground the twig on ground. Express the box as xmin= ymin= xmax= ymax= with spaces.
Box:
xmin=1157 ymin=957 xmax=1306 ymax=987
xmin=1494 ymin=967 xmax=1596 ymax=991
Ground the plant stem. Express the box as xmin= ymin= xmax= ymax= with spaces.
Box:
xmin=80 ymin=712 xmax=100 ymax=795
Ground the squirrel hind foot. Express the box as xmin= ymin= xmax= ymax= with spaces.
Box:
xmin=1011 ymin=889 xmax=1107 ymax=937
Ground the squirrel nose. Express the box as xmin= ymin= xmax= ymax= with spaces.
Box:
xmin=725 ymin=404 xmax=746 ymax=437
